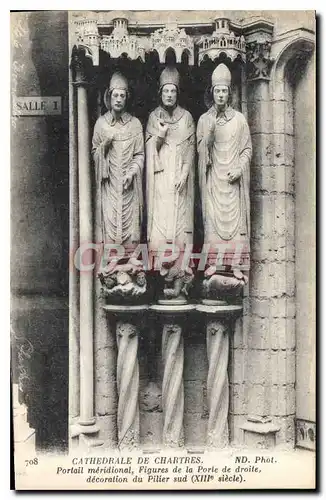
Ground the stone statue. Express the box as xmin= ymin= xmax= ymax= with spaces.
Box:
xmin=92 ymin=73 xmax=146 ymax=300
xmin=197 ymin=63 xmax=252 ymax=302
xmin=146 ymin=67 xmax=195 ymax=303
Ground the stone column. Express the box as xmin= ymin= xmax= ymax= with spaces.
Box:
xmin=77 ymin=72 xmax=95 ymax=428
xmin=69 ymin=64 xmax=80 ymax=426
xmin=241 ymin=34 xmax=284 ymax=446
xmin=69 ymin=50 xmax=101 ymax=447
xmin=150 ymin=304 xmax=195 ymax=448
xmin=197 ymin=304 xmax=242 ymax=448
xmin=103 ymin=305 xmax=148 ymax=450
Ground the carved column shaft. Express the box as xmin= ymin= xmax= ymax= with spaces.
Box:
xmin=116 ymin=320 xmax=140 ymax=449
xmin=197 ymin=304 xmax=242 ymax=448
xmin=162 ymin=321 xmax=184 ymax=447
xmin=206 ymin=320 xmax=229 ymax=448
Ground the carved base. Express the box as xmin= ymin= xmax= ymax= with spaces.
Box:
xmin=98 ymin=257 xmax=146 ymax=304
xmin=202 ymin=270 xmax=246 ymax=303
xmin=201 ymin=299 xmax=228 ymax=306
xmin=159 ymin=260 xmax=194 ymax=304
xmin=240 ymin=419 xmax=280 ymax=449
xmin=158 ymin=298 xmax=187 ymax=306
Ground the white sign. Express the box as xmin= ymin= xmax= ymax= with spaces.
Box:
xmin=12 ymin=96 xmax=62 ymax=116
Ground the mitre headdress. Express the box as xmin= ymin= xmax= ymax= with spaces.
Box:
xmin=159 ymin=67 xmax=180 ymax=91
xmin=109 ymin=72 xmax=128 ymax=92
xmin=104 ymin=72 xmax=129 ymax=109
xmin=212 ymin=63 xmax=231 ymax=88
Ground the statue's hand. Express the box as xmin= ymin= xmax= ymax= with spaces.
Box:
xmin=157 ymin=120 xmax=169 ymax=138
xmin=175 ymin=172 xmax=188 ymax=192
xmin=227 ymin=167 xmax=242 ymax=183
xmin=123 ymin=171 xmax=134 ymax=191
xmin=103 ymin=134 xmax=114 ymax=152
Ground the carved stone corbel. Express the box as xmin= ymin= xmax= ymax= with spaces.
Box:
xmin=197 ymin=18 xmax=246 ymax=65
xmin=150 ymin=24 xmax=195 ymax=64
xmin=242 ymin=18 xmax=274 ymax=81
xmin=246 ymin=40 xmax=274 ymax=81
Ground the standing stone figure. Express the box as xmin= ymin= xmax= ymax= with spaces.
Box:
xmin=92 ymin=73 xmax=146 ymax=300
xmin=197 ymin=63 xmax=252 ymax=301
xmin=146 ymin=67 xmax=195 ymax=302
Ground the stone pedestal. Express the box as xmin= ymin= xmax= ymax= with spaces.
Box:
xmin=103 ymin=305 xmax=148 ymax=450
xmin=150 ymin=304 xmax=195 ymax=448
xmin=196 ymin=303 xmax=242 ymax=448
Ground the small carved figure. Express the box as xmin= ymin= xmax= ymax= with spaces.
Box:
xmin=160 ymin=261 xmax=194 ymax=302
xmin=202 ymin=268 xmax=248 ymax=302
xmin=98 ymin=257 xmax=146 ymax=301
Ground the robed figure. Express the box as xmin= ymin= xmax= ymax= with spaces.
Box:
xmin=146 ymin=67 xmax=195 ymax=301
xmin=92 ymin=73 xmax=146 ymax=301
xmin=197 ymin=64 xmax=252 ymax=300
xmin=92 ymin=72 xmax=144 ymax=251
xmin=146 ymin=67 xmax=195 ymax=253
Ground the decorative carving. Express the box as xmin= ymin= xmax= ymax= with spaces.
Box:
xmin=246 ymin=40 xmax=274 ymax=80
xmin=101 ymin=18 xmax=146 ymax=62
xmin=197 ymin=18 xmax=246 ymax=64
xmin=74 ymin=19 xmax=100 ymax=66
xmin=202 ymin=269 xmax=247 ymax=302
xmin=206 ymin=320 xmax=229 ymax=448
xmin=98 ymin=257 xmax=146 ymax=303
xmin=116 ymin=320 xmax=140 ymax=449
xmin=161 ymin=323 xmax=184 ymax=447
xmin=160 ymin=262 xmax=194 ymax=303
xmin=140 ymin=382 xmax=162 ymax=412
xmin=150 ymin=24 xmax=194 ymax=64
xmin=296 ymin=419 xmax=316 ymax=451
xmin=70 ymin=45 xmax=88 ymax=84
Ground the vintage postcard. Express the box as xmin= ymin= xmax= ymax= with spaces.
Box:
xmin=11 ymin=9 xmax=316 ymax=490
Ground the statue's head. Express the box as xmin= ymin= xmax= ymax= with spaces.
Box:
xmin=104 ymin=72 xmax=129 ymax=113
xmin=211 ymin=63 xmax=232 ymax=107
xmin=159 ymin=67 xmax=180 ymax=109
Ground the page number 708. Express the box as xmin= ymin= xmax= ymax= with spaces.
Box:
xmin=25 ymin=458 xmax=38 ymax=466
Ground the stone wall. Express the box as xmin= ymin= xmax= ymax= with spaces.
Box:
xmin=11 ymin=11 xmax=69 ymax=451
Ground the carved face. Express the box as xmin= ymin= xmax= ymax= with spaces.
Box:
xmin=161 ymin=84 xmax=177 ymax=108
xmin=111 ymin=89 xmax=127 ymax=113
xmin=213 ymin=85 xmax=229 ymax=107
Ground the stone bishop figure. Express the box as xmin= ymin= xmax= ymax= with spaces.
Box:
xmin=197 ymin=63 xmax=252 ymax=299
xmin=146 ymin=67 xmax=195 ymax=301
xmin=92 ymin=73 xmax=146 ymax=300
xmin=92 ymin=72 xmax=144 ymax=252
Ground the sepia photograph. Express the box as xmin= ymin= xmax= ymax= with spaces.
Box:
xmin=10 ymin=8 xmax=316 ymax=490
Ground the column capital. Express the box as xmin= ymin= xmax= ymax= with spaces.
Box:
xmin=70 ymin=45 xmax=91 ymax=85
xmin=242 ymin=18 xmax=274 ymax=81
xmin=246 ymin=40 xmax=274 ymax=81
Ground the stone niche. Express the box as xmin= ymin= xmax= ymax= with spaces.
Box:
xmin=68 ymin=10 xmax=315 ymax=452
